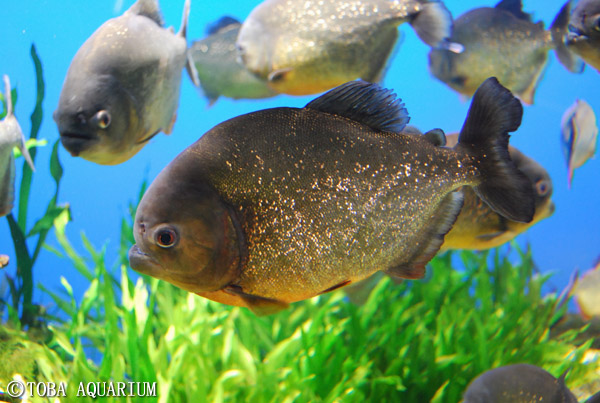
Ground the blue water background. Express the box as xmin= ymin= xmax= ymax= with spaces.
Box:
xmin=0 ymin=0 xmax=598 ymax=309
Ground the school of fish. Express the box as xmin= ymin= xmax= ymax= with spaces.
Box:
xmin=2 ymin=0 xmax=599 ymax=399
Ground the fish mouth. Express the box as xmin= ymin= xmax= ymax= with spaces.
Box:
xmin=128 ymin=244 xmax=162 ymax=276
xmin=59 ymin=131 xmax=99 ymax=156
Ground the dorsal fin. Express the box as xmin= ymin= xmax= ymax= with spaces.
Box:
xmin=495 ymin=0 xmax=532 ymax=21
xmin=424 ymin=128 xmax=446 ymax=146
xmin=305 ymin=81 xmax=409 ymax=133
xmin=127 ymin=0 xmax=164 ymax=26
xmin=206 ymin=16 xmax=241 ymax=36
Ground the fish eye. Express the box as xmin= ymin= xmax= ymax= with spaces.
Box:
xmin=155 ymin=227 xmax=178 ymax=249
xmin=535 ymin=179 xmax=550 ymax=197
xmin=93 ymin=110 xmax=111 ymax=129
xmin=594 ymin=16 xmax=600 ymax=32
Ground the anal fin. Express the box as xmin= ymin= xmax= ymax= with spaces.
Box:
xmin=385 ymin=191 xmax=464 ymax=279
xmin=224 ymin=285 xmax=289 ymax=316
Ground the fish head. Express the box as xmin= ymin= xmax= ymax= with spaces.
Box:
xmin=129 ymin=163 xmax=241 ymax=293
xmin=509 ymin=147 xmax=554 ymax=220
xmin=235 ymin=17 xmax=274 ymax=79
xmin=567 ymin=0 xmax=600 ymax=58
xmin=53 ymin=73 xmax=141 ymax=165
xmin=428 ymin=48 xmax=471 ymax=95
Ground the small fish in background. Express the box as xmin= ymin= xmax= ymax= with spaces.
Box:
xmin=429 ymin=0 xmax=583 ymax=105
xmin=574 ymin=260 xmax=600 ymax=320
xmin=441 ymin=133 xmax=554 ymax=250
xmin=236 ymin=0 xmax=458 ymax=96
xmin=462 ymin=364 xmax=579 ymax=403
xmin=566 ymin=0 xmax=600 ymax=72
xmin=561 ymin=99 xmax=598 ymax=187
xmin=54 ymin=0 xmax=199 ymax=165
xmin=0 ymin=254 xmax=8 ymax=268
xmin=0 ymin=75 xmax=35 ymax=218
xmin=129 ymin=78 xmax=535 ymax=314
xmin=189 ymin=16 xmax=278 ymax=105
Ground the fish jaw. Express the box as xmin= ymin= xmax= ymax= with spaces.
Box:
xmin=58 ymin=130 xmax=100 ymax=157
xmin=128 ymin=244 xmax=163 ymax=278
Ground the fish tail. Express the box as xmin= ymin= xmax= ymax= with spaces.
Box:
xmin=179 ymin=0 xmax=200 ymax=87
xmin=457 ymin=77 xmax=535 ymax=223
xmin=550 ymin=1 xmax=584 ymax=73
xmin=3 ymin=75 xmax=13 ymax=117
xmin=410 ymin=1 xmax=462 ymax=53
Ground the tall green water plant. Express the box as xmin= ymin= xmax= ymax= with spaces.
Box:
xmin=2 ymin=44 xmax=69 ymax=329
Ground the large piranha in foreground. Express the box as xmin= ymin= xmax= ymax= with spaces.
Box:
xmin=129 ymin=78 xmax=534 ymax=314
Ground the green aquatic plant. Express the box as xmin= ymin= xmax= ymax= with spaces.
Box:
xmin=14 ymin=199 xmax=592 ymax=402
xmin=1 ymin=44 xmax=69 ymax=330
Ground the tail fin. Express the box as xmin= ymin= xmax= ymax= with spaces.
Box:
xmin=179 ymin=0 xmax=200 ymax=87
xmin=410 ymin=2 xmax=463 ymax=53
xmin=457 ymin=77 xmax=534 ymax=223
xmin=551 ymin=2 xmax=584 ymax=73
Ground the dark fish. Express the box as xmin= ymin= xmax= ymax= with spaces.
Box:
xmin=236 ymin=0 xmax=457 ymax=95
xmin=429 ymin=0 xmax=583 ymax=104
xmin=0 ymin=75 xmax=35 ymax=217
xmin=54 ymin=0 xmax=198 ymax=165
xmin=566 ymin=0 xmax=600 ymax=72
xmin=129 ymin=78 xmax=534 ymax=314
xmin=441 ymin=133 xmax=554 ymax=250
xmin=189 ymin=16 xmax=278 ymax=105
xmin=561 ymin=99 xmax=598 ymax=188
xmin=463 ymin=364 xmax=578 ymax=403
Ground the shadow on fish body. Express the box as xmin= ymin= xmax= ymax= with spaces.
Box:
xmin=129 ymin=78 xmax=534 ymax=315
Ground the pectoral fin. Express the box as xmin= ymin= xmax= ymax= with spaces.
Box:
xmin=224 ymin=285 xmax=289 ymax=316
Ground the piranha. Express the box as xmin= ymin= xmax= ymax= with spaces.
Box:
xmin=189 ymin=16 xmax=278 ymax=105
xmin=561 ymin=99 xmax=598 ymax=188
xmin=574 ymin=260 xmax=600 ymax=320
xmin=462 ymin=364 xmax=579 ymax=403
xmin=441 ymin=133 xmax=554 ymax=250
xmin=129 ymin=78 xmax=534 ymax=314
xmin=54 ymin=0 xmax=198 ymax=165
xmin=236 ymin=0 xmax=458 ymax=96
xmin=566 ymin=0 xmax=600 ymax=72
xmin=0 ymin=75 xmax=35 ymax=217
xmin=429 ymin=0 xmax=583 ymax=105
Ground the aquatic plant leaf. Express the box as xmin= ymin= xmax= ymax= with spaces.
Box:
xmin=13 ymin=139 xmax=47 ymax=159
xmin=17 ymin=44 xmax=44 ymax=230
xmin=50 ymin=140 xmax=63 ymax=186
xmin=27 ymin=205 xmax=69 ymax=237
xmin=0 ymin=88 xmax=17 ymax=120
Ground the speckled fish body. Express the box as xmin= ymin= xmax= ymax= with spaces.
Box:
xmin=561 ymin=99 xmax=598 ymax=187
xmin=236 ymin=0 xmax=453 ymax=95
xmin=463 ymin=364 xmax=578 ymax=403
xmin=429 ymin=0 xmax=581 ymax=105
xmin=190 ymin=17 xmax=278 ymax=104
xmin=54 ymin=0 xmax=196 ymax=165
xmin=129 ymin=78 xmax=535 ymax=314
xmin=0 ymin=75 xmax=34 ymax=217
xmin=441 ymin=133 xmax=554 ymax=250
xmin=567 ymin=0 xmax=600 ymax=72
xmin=574 ymin=261 xmax=600 ymax=320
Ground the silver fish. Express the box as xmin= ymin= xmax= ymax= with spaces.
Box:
xmin=463 ymin=364 xmax=578 ymax=403
xmin=566 ymin=0 xmax=600 ymax=72
xmin=574 ymin=260 xmax=600 ymax=320
xmin=236 ymin=0 xmax=456 ymax=96
xmin=189 ymin=16 xmax=278 ymax=105
xmin=0 ymin=75 xmax=35 ymax=217
xmin=429 ymin=0 xmax=582 ymax=104
xmin=128 ymin=78 xmax=535 ymax=314
xmin=561 ymin=99 xmax=598 ymax=187
xmin=54 ymin=0 xmax=198 ymax=165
